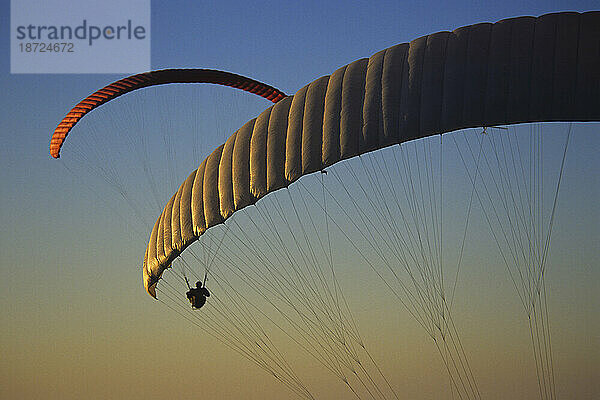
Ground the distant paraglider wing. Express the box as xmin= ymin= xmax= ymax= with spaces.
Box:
xmin=141 ymin=11 xmax=599 ymax=298
xmin=49 ymin=69 xmax=287 ymax=158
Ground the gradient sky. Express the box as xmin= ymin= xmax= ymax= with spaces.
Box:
xmin=1 ymin=1 xmax=598 ymax=399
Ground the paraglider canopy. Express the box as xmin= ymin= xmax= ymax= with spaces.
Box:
xmin=50 ymin=69 xmax=287 ymax=158
xmin=141 ymin=11 xmax=600 ymax=297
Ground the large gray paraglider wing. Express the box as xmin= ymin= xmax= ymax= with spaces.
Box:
xmin=142 ymin=11 xmax=600 ymax=297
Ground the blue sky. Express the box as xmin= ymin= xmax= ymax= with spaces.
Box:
xmin=1 ymin=1 xmax=598 ymax=399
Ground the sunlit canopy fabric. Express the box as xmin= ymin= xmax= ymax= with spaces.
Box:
xmin=144 ymin=11 xmax=599 ymax=297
